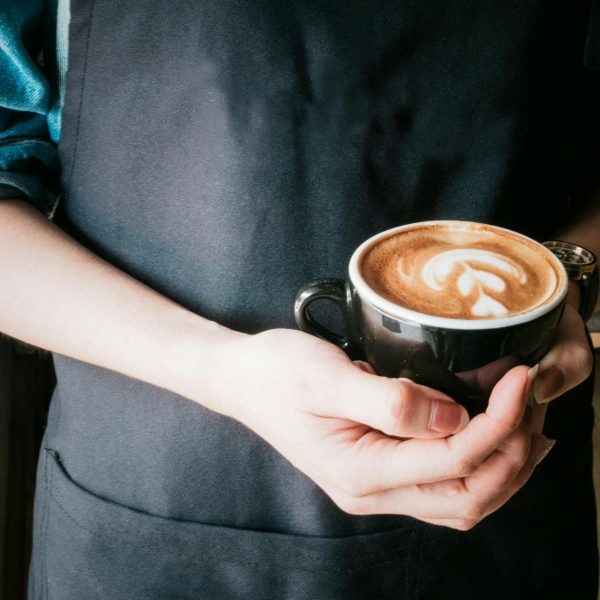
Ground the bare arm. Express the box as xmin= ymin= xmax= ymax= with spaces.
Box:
xmin=0 ymin=198 xmax=238 ymax=407
xmin=0 ymin=198 xmax=554 ymax=530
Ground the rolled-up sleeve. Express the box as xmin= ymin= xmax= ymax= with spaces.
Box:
xmin=0 ymin=0 xmax=60 ymax=217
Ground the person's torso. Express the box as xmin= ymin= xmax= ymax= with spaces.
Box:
xmin=49 ymin=0 xmax=596 ymax=535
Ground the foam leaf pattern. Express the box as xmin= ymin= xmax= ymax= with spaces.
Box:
xmin=420 ymin=249 xmax=527 ymax=317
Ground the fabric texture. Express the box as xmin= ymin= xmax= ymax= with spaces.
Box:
xmin=0 ymin=0 xmax=592 ymax=597
xmin=25 ymin=0 xmax=599 ymax=598
xmin=0 ymin=0 xmax=68 ymax=215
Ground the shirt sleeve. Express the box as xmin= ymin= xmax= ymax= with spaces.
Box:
xmin=0 ymin=0 xmax=60 ymax=217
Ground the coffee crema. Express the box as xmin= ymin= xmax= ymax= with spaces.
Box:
xmin=359 ymin=223 xmax=564 ymax=319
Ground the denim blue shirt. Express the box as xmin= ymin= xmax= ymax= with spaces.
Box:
xmin=0 ymin=0 xmax=69 ymax=216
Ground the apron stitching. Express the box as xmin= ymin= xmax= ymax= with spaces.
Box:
xmin=65 ymin=0 xmax=96 ymax=192
xmin=41 ymin=450 xmax=52 ymax=600
xmin=47 ymin=453 xmax=418 ymax=565
xmin=47 ymin=487 xmax=413 ymax=573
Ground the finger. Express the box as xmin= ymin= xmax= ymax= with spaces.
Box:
xmin=365 ymin=424 xmax=530 ymax=516
xmin=460 ymin=432 xmax=556 ymax=523
xmin=459 ymin=422 xmax=530 ymax=497
xmin=455 ymin=354 xmax=521 ymax=394
xmin=527 ymin=398 xmax=547 ymax=434
xmin=352 ymin=360 xmax=376 ymax=375
xmin=325 ymin=371 xmax=469 ymax=439
xmin=485 ymin=433 xmax=555 ymax=513
xmin=522 ymin=365 xmax=546 ymax=434
xmin=337 ymin=428 xmax=545 ymax=522
xmin=533 ymin=305 xmax=593 ymax=404
xmin=433 ymin=365 xmax=531 ymax=480
xmin=421 ymin=433 xmax=555 ymax=529
xmin=320 ymin=365 xmax=531 ymax=498
xmin=417 ymin=421 xmax=531 ymax=498
xmin=417 ymin=478 xmax=466 ymax=497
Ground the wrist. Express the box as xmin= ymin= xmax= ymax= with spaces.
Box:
xmin=157 ymin=309 xmax=248 ymax=413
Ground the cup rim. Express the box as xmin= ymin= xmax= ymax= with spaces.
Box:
xmin=348 ymin=220 xmax=569 ymax=330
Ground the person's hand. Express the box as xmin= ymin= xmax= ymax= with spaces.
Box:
xmin=528 ymin=303 xmax=594 ymax=432
xmin=533 ymin=303 xmax=593 ymax=405
xmin=407 ymin=303 xmax=594 ymax=527
xmin=198 ymin=328 xmax=551 ymax=530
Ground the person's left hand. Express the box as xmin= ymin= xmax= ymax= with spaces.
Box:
xmin=414 ymin=303 xmax=593 ymax=529
xmin=528 ymin=303 xmax=594 ymax=432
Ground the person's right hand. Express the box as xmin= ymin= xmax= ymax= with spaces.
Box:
xmin=195 ymin=328 xmax=552 ymax=531
xmin=0 ymin=200 xmax=553 ymax=531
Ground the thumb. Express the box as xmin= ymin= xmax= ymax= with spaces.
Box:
xmin=484 ymin=364 xmax=531 ymax=431
xmin=332 ymin=367 xmax=469 ymax=439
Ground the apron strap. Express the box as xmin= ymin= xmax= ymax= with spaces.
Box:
xmin=584 ymin=0 xmax=600 ymax=68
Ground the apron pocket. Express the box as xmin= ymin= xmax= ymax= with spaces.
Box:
xmin=40 ymin=449 xmax=420 ymax=599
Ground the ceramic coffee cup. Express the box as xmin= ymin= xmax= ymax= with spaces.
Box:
xmin=294 ymin=221 xmax=571 ymax=414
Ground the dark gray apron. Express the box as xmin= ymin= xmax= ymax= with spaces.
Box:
xmin=29 ymin=1 xmax=599 ymax=598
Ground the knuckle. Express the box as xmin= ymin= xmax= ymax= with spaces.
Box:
xmin=388 ymin=380 xmax=416 ymax=427
xmin=453 ymin=456 xmax=479 ymax=478
xmin=500 ymin=434 xmax=530 ymax=468
xmin=330 ymin=463 xmax=374 ymax=498
xmin=574 ymin=344 xmax=594 ymax=379
xmin=339 ymin=476 xmax=370 ymax=499
xmin=452 ymin=518 xmax=479 ymax=532
xmin=334 ymin=494 xmax=371 ymax=516
xmin=490 ymin=408 xmax=521 ymax=433
xmin=461 ymin=497 xmax=487 ymax=521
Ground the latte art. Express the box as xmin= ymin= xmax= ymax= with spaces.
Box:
xmin=360 ymin=223 xmax=563 ymax=320
xmin=414 ymin=248 xmax=544 ymax=317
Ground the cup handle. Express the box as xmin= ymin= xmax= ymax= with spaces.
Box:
xmin=294 ymin=278 xmax=359 ymax=355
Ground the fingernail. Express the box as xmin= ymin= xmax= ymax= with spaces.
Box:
xmin=534 ymin=437 xmax=556 ymax=466
xmin=527 ymin=364 xmax=539 ymax=386
xmin=525 ymin=364 xmax=539 ymax=405
xmin=533 ymin=366 xmax=565 ymax=404
xmin=429 ymin=399 xmax=469 ymax=433
xmin=355 ymin=360 xmax=376 ymax=374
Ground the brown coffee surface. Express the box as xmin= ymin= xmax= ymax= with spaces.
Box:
xmin=360 ymin=223 xmax=563 ymax=319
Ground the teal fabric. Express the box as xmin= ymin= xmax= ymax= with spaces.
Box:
xmin=0 ymin=0 xmax=69 ymax=215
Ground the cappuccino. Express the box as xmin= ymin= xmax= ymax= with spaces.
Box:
xmin=359 ymin=222 xmax=564 ymax=320
xmin=296 ymin=220 xmax=569 ymax=398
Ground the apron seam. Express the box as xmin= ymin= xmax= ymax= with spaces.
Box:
xmin=47 ymin=448 xmax=418 ymax=569
xmin=48 ymin=485 xmax=413 ymax=574
xmin=65 ymin=0 xmax=96 ymax=193
xmin=41 ymin=450 xmax=52 ymax=600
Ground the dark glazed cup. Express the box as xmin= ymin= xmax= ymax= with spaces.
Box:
xmin=294 ymin=221 xmax=570 ymax=415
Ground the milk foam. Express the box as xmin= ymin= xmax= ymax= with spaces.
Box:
xmin=359 ymin=223 xmax=562 ymax=320
xmin=414 ymin=249 xmax=542 ymax=317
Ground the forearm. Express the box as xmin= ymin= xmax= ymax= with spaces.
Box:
xmin=0 ymin=199 xmax=243 ymax=406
